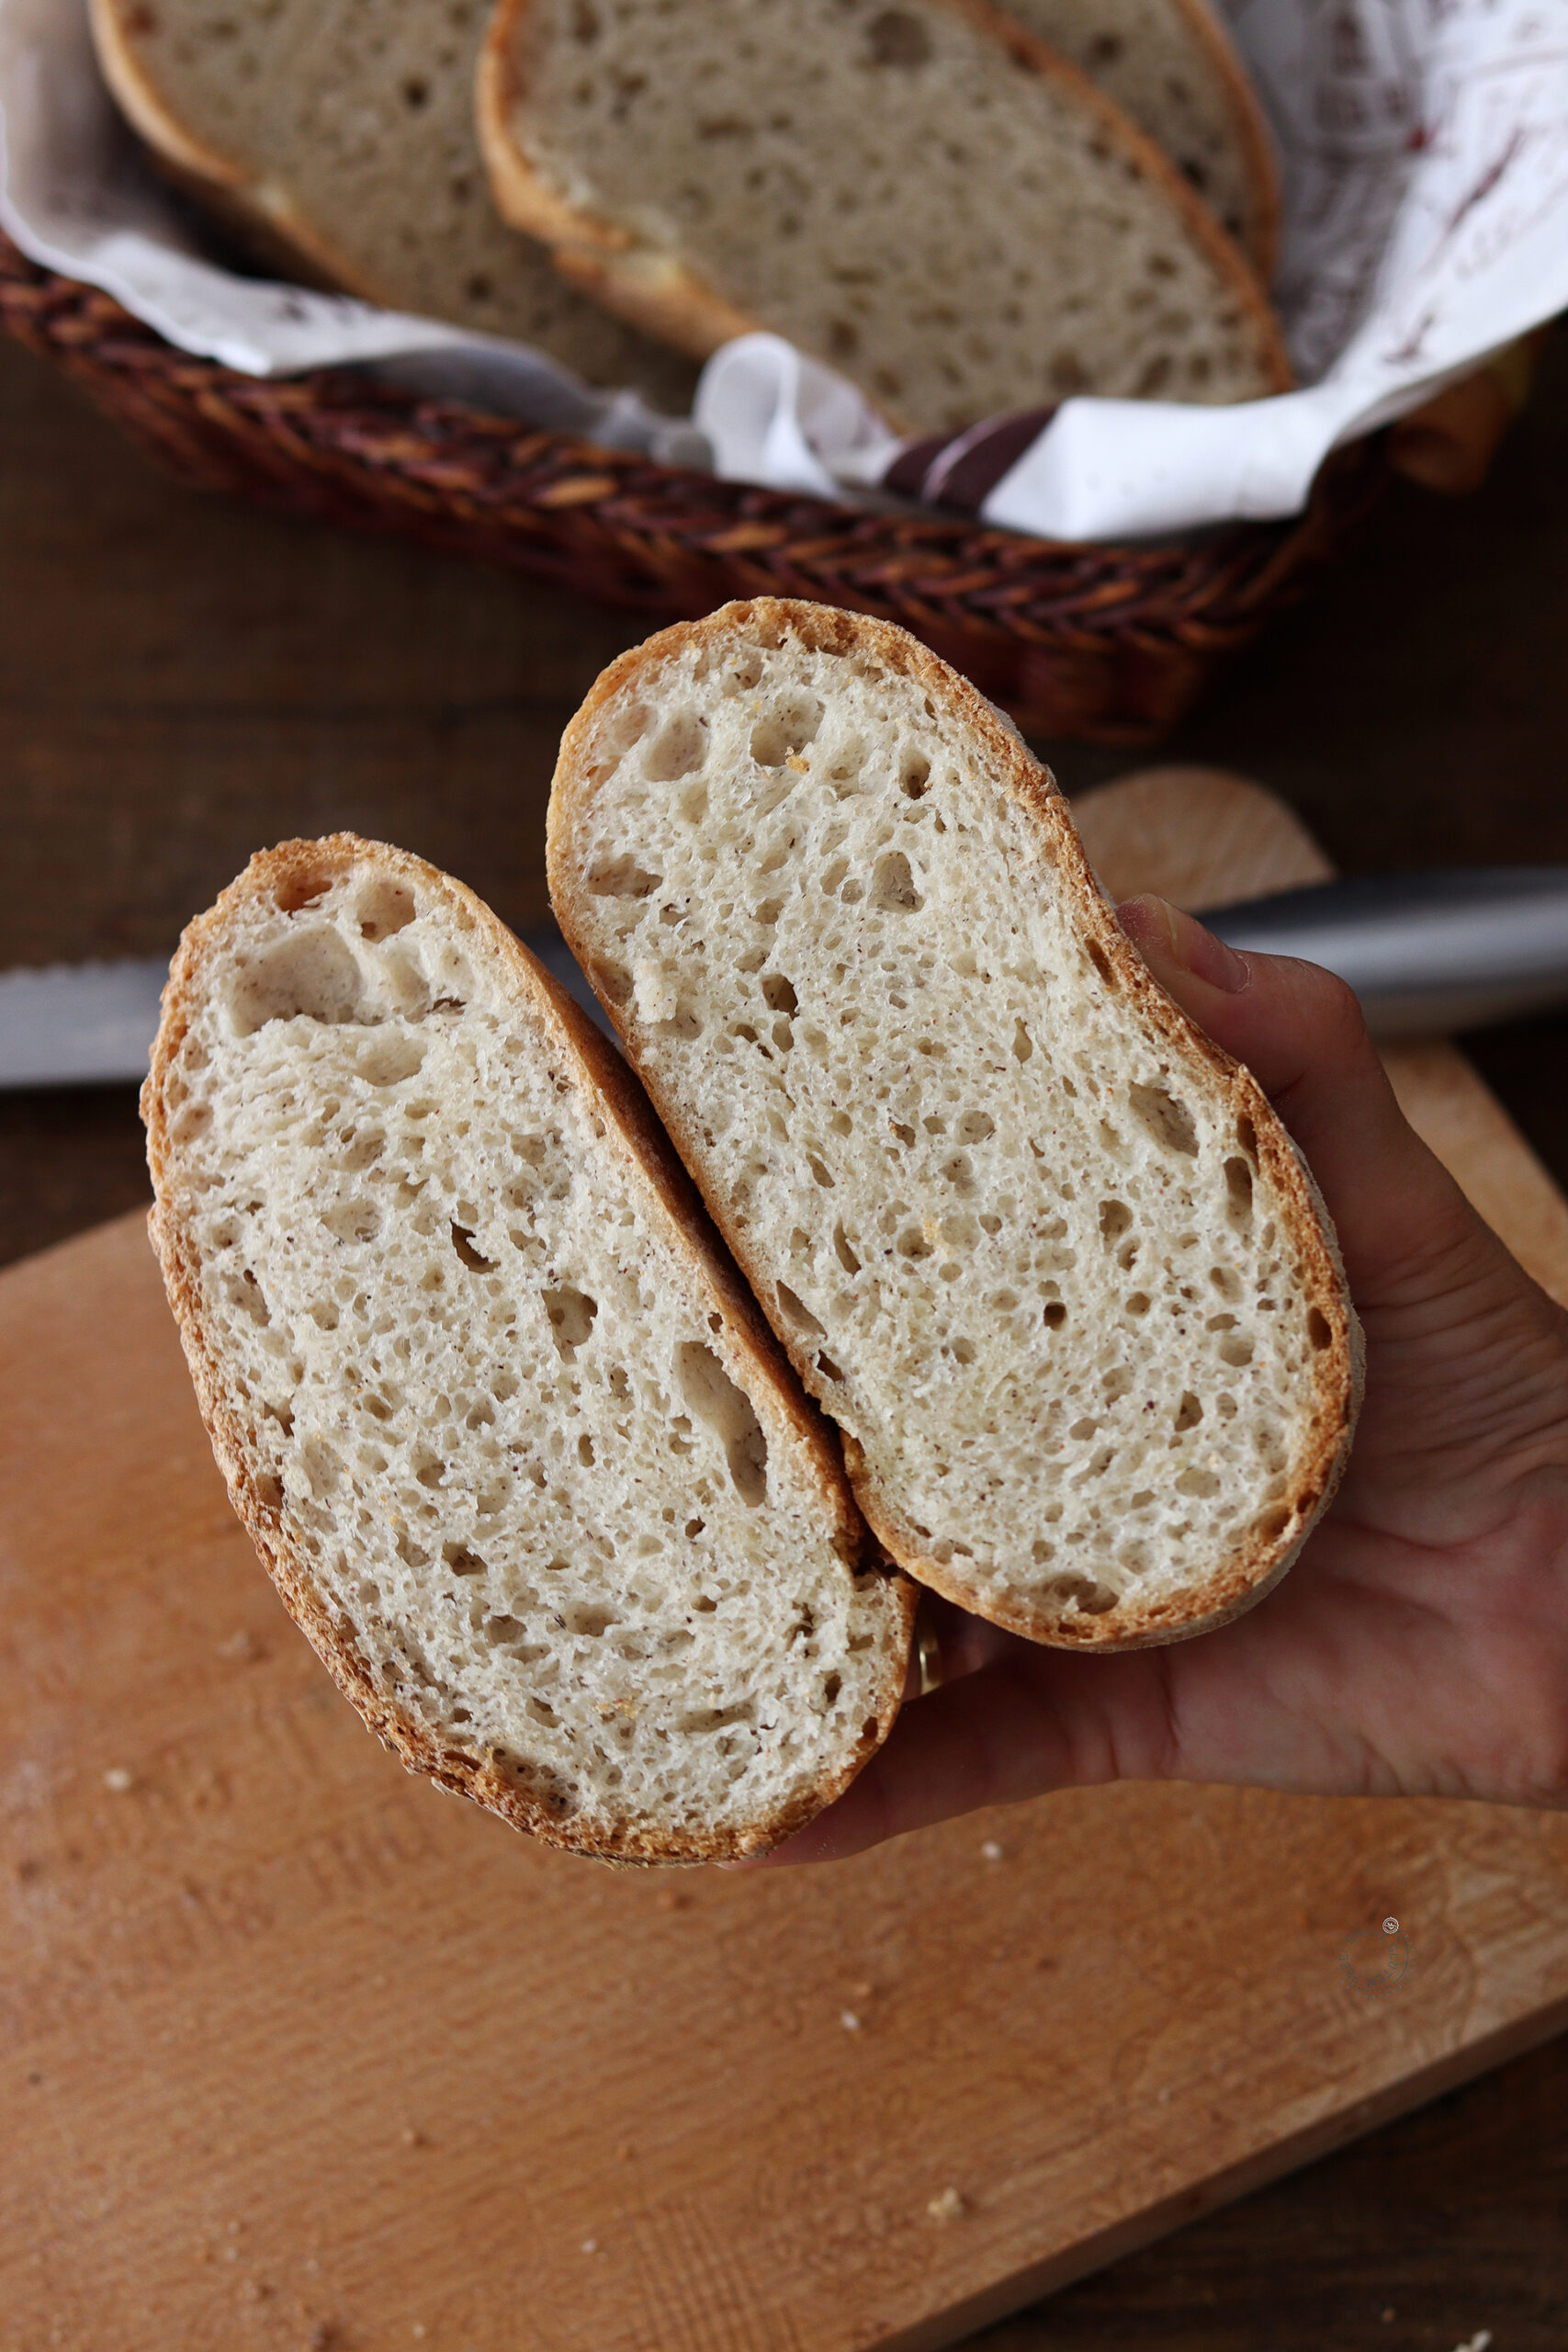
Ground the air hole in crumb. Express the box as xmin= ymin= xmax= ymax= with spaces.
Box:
xmin=1130 ymin=1083 xmax=1198 ymax=1157
xmin=1055 ymin=1575 xmax=1118 ymax=1614
xmin=545 ymin=1284 xmax=598 ymax=1357
xmin=443 ymin=1543 xmax=487 ymax=1577
xmin=274 ymin=864 xmax=335 ymax=916
xmin=870 ymin=852 xmax=923 ymax=912
xmin=899 ymin=747 xmax=931 ymax=797
xmin=357 ymin=1033 xmax=425 ymax=1087
xmin=1043 ymin=1302 xmax=1067 ymax=1330
xmin=356 ymin=878 xmax=416 ymax=940
xmin=1174 ymin=1390 xmax=1203 ymax=1430
xmin=823 ymin=1671 xmax=842 ymax=1704
xmin=1087 ymin=940 xmax=1113 ymax=985
xmin=643 ymin=709 xmax=708 ymax=781
xmin=1099 ymin=1199 xmax=1133 ymax=1244
xmin=1236 ymin=1114 xmax=1258 ymax=1160
xmin=450 ymin=1223 xmax=492 ymax=1272
xmin=676 ymin=1700 xmax=756 ymax=1736
xmin=230 ymin=928 xmax=365 ymax=1035
xmin=750 ymin=693 xmax=821 ymax=767
xmin=1255 ymin=1503 xmax=1292 ymax=1542
xmin=950 ymin=1338 xmax=976 ymax=1363
xmin=806 ymin=1152 xmax=835 ymax=1188
xmin=761 ymin=973 xmax=797 ymax=1014
xmin=588 ymin=854 xmax=661 ymax=899
xmin=1012 ymin=1020 xmax=1032 ymax=1063
xmin=867 ymin=8 xmax=932 ymax=65
xmin=776 ymin=1283 xmax=827 ymax=1339
xmin=675 ymin=1343 xmax=769 ymax=1506
xmin=957 ymin=1110 xmax=994 ymax=1144
xmin=1307 ymin=1307 xmax=1332 ymax=1351
xmin=817 ymin=1352 xmax=844 ymax=1381
xmin=1224 ymin=1157 xmax=1254 ymax=1226
xmin=833 ymin=1223 xmax=861 ymax=1274
xmin=321 ymin=1197 xmax=379 ymax=1246
xmin=578 ymin=1434 xmax=595 ymax=1467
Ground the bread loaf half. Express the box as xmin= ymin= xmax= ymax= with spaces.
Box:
xmin=1001 ymin=0 xmax=1280 ymax=273
xmin=88 ymin=0 xmax=698 ymax=406
xmin=547 ymin=602 xmax=1361 ymax=1648
xmin=478 ymin=0 xmax=1291 ymax=433
xmin=142 ymin=835 xmax=914 ymax=1861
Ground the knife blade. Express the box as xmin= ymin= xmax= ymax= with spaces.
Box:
xmin=1202 ymin=867 xmax=1568 ymax=1039
xmin=4 ymin=872 xmax=1566 ymax=1087
xmin=0 ymin=925 xmax=616 ymax=1090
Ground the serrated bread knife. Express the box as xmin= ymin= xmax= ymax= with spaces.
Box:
xmin=4 ymin=873 xmax=1567 ymax=1089
xmin=0 ymin=925 xmax=615 ymax=1088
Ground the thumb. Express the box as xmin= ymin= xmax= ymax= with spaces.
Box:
xmin=1113 ymin=893 xmax=1480 ymax=1309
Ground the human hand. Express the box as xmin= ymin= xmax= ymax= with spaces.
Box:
xmin=754 ymin=900 xmax=1568 ymax=1863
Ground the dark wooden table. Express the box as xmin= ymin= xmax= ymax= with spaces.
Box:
xmin=3 ymin=322 xmax=1566 ymax=2349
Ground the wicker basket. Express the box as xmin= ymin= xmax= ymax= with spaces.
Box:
xmin=0 ymin=232 xmax=1386 ymax=743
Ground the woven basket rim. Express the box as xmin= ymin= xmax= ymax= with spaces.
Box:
xmin=0 ymin=230 xmax=1373 ymax=561
xmin=0 ymin=230 xmax=1387 ymax=741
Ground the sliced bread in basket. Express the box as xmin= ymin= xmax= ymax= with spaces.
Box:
xmin=479 ymin=0 xmax=1291 ymax=434
xmin=89 ymin=0 xmax=698 ymax=406
xmin=1001 ymin=0 xmax=1280 ymax=272
xmin=547 ymin=600 xmax=1361 ymax=1648
xmin=141 ymin=835 xmax=914 ymax=1861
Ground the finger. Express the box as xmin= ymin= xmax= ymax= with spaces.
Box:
xmin=1114 ymin=894 xmax=1482 ymax=1306
xmin=743 ymin=1644 xmax=1172 ymax=1866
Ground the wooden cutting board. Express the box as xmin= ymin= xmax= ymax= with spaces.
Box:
xmin=6 ymin=771 xmax=1568 ymax=2352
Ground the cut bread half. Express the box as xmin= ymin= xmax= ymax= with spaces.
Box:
xmin=1002 ymin=0 xmax=1280 ymax=274
xmin=88 ymin=0 xmax=698 ymax=407
xmin=141 ymin=834 xmax=913 ymax=1861
xmin=547 ymin=601 xmax=1361 ymax=1649
xmin=478 ymin=0 xmax=1291 ymax=434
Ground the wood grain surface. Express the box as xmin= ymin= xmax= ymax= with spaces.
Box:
xmin=5 ymin=772 xmax=1568 ymax=2352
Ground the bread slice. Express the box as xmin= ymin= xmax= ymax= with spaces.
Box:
xmin=141 ymin=834 xmax=914 ymax=1861
xmin=547 ymin=601 xmax=1361 ymax=1648
xmin=1002 ymin=0 xmax=1279 ymax=273
xmin=478 ymin=0 xmax=1291 ymax=434
xmin=88 ymin=0 xmax=698 ymax=406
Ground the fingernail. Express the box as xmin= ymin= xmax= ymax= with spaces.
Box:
xmin=1117 ymin=894 xmax=1250 ymax=995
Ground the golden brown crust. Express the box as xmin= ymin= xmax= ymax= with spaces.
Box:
xmin=547 ymin=599 xmax=1360 ymax=1650
xmin=1162 ymin=0 xmax=1281 ymax=278
xmin=142 ymin=832 xmax=914 ymax=1861
xmin=479 ymin=0 xmax=1292 ymax=417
